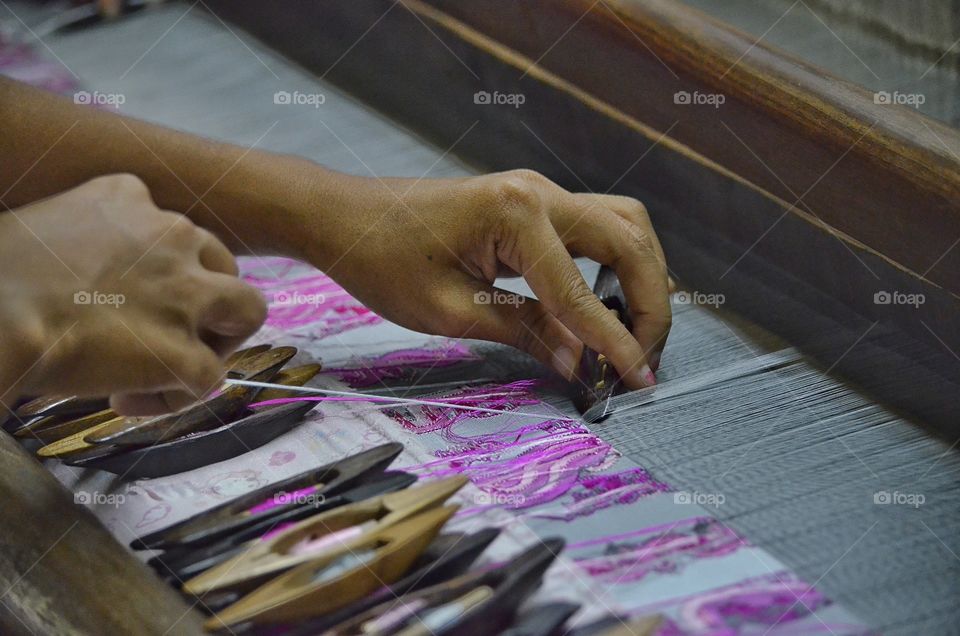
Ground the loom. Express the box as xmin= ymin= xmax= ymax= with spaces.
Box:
xmin=0 ymin=1 xmax=957 ymax=634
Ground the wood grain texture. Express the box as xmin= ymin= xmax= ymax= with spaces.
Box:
xmin=0 ymin=432 xmax=205 ymax=635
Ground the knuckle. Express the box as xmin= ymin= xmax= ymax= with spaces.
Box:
xmin=608 ymin=195 xmax=649 ymax=223
xmin=490 ymin=170 xmax=551 ymax=211
xmin=623 ymin=225 xmax=659 ymax=261
xmin=144 ymin=214 xmax=199 ymax=253
xmin=134 ymin=250 xmax=183 ymax=279
xmin=496 ymin=178 xmax=537 ymax=210
xmin=158 ymin=213 xmax=198 ymax=243
xmin=553 ymin=282 xmax=598 ymax=323
xmin=103 ymin=173 xmax=150 ymax=197
xmin=628 ymin=199 xmax=649 ymax=220
xmin=509 ymin=168 xmax=550 ymax=186
xmin=76 ymin=174 xmax=149 ymax=204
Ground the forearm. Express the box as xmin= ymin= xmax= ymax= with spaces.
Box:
xmin=0 ymin=76 xmax=350 ymax=260
xmin=0 ymin=79 xmax=672 ymax=393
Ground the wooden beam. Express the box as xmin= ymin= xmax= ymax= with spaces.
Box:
xmin=0 ymin=433 xmax=205 ymax=635
xmin=426 ymin=0 xmax=960 ymax=295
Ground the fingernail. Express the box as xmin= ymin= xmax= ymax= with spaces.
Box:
xmin=649 ymin=351 xmax=661 ymax=372
xmin=627 ymin=364 xmax=657 ymax=388
xmin=642 ymin=364 xmax=657 ymax=386
xmin=552 ymin=346 xmax=578 ymax=380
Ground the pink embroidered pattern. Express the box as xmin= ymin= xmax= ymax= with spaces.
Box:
xmin=386 ymin=380 xmax=543 ymax=435
xmin=651 ymin=573 xmax=834 ymax=634
xmin=391 ymin=381 xmax=622 ymax=510
xmin=240 ymin=257 xmax=382 ymax=337
xmin=532 ymin=467 xmax=672 ymax=521
xmin=573 ymin=517 xmax=743 ymax=583
xmin=328 ymin=341 xmax=480 ymax=387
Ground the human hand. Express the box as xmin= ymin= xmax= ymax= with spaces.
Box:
xmin=0 ymin=175 xmax=266 ymax=415
xmin=306 ymin=169 xmax=671 ymax=389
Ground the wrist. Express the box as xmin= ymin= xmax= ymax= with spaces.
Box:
xmin=287 ymin=166 xmax=393 ymax=271
xmin=181 ymin=150 xmax=325 ymax=263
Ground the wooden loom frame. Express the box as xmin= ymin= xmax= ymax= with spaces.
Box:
xmin=202 ymin=0 xmax=960 ymax=432
xmin=2 ymin=1 xmax=958 ymax=633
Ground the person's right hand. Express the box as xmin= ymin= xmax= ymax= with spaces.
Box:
xmin=0 ymin=174 xmax=267 ymax=415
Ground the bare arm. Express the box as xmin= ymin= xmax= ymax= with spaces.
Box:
xmin=0 ymin=76 xmax=671 ymax=413
xmin=0 ymin=76 xmax=321 ymax=260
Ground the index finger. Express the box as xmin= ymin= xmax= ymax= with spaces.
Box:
xmin=563 ymin=194 xmax=672 ymax=372
xmin=508 ymin=213 xmax=656 ymax=388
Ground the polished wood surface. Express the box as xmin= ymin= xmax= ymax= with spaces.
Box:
xmin=0 ymin=432 xmax=205 ymax=635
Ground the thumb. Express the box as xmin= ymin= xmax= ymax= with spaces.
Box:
xmin=464 ymin=282 xmax=584 ymax=381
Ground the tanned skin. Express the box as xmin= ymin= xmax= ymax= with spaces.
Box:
xmin=0 ymin=77 xmax=671 ymax=416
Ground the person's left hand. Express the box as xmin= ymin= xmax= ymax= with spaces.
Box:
xmin=302 ymin=169 xmax=671 ymax=389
